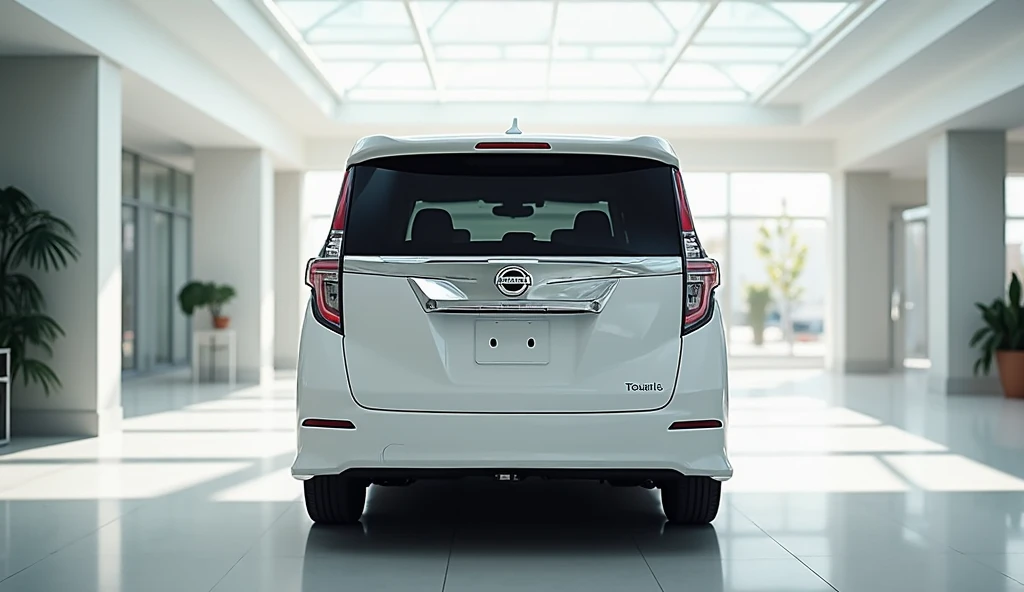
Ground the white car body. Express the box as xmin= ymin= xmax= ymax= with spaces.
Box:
xmin=293 ymin=130 xmax=731 ymax=525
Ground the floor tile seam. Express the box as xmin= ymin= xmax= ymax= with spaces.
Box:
xmin=0 ymin=499 xmax=147 ymax=586
xmin=631 ymin=532 xmax=666 ymax=592
xmin=958 ymin=553 xmax=1024 ymax=587
xmin=440 ymin=523 xmax=457 ymax=592
xmin=730 ymin=504 xmax=840 ymax=592
xmin=0 ymin=463 xmax=73 ymax=494
xmin=204 ymin=499 xmax=298 ymax=591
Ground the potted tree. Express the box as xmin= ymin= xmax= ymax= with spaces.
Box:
xmin=970 ymin=272 xmax=1024 ymax=398
xmin=745 ymin=283 xmax=772 ymax=346
xmin=0 ymin=186 xmax=79 ymax=397
xmin=178 ymin=281 xmax=236 ymax=329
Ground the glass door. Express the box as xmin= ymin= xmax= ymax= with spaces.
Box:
xmin=892 ymin=206 xmax=929 ymax=368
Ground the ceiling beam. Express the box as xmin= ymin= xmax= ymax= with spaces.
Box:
xmin=646 ymin=0 xmax=721 ymax=101
xmin=753 ymin=0 xmax=879 ymax=104
xmin=403 ymin=0 xmax=443 ymax=99
xmin=301 ymin=0 xmax=352 ymax=39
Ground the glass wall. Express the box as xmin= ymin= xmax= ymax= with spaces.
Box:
xmin=689 ymin=172 xmax=830 ymax=361
xmin=121 ymin=151 xmax=193 ymax=374
xmin=1007 ymin=176 xmax=1024 ymax=287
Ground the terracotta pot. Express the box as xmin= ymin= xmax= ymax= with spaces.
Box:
xmin=995 ymin=351 xmax=1024 ymax=399
xmin=213 ymin=316 xmax=231 ymax=330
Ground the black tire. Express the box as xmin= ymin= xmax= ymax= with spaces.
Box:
xmin=304 ymin=475 xmax=367 ymax=525
xmin=661 ymin=476 xmax=722 ymax=525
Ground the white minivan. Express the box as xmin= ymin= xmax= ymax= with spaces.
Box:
xmin=293 ymin=129 xmax=731 ymax=526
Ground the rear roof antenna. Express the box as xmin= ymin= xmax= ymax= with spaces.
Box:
xmin=505 ymin=117 xmax=522 ymax=135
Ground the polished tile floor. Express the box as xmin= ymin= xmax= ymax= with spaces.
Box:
xmin=3 ymin=368 xmax=1024 ymax=591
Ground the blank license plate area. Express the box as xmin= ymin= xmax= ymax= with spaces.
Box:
xmin=474 ymin=320 xmax=550 ymax=365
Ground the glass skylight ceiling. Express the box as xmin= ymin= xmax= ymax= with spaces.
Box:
xmin=267 ymin=0 xmax=861 ymax=102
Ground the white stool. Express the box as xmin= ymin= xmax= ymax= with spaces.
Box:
xmin=192 ymin=329 xmax=237 ymax=386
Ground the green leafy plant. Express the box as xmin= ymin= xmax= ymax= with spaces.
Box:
xmin=755 ymin=209 xmax=808 ymax=351
xmin=0 ymin=186 xmax=79 ymax=395
xmin=745 ymin=283 xmax=773 ymax=346
xmin=178 ymin=281 xmax=236 ymax=320
xmin=970 ymin=272 xmax=1024 ymax=375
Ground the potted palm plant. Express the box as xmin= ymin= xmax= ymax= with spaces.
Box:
xmin=178 ymin=281 xmax=237 ymax=329
xmin=970 ymin=272 xmax=1024 ymax=398
xmin=0 ymin=186 xmax=79 ymax=396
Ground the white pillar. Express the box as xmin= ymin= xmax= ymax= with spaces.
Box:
xmin=274 ymin=172 xmax=305 ymax=370
xmin=927 ymin=131 xmax=1006 ymax=394
xmin=830 ymin=172 xmax=895 ymax=373
xmin=193 ymin=149 xmax=275 ymax=384
xmin=0 ymin=57 xmax=123 ymax=436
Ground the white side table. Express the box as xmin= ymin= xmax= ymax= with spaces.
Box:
xmin=0 ymin=348 xmax=9 ymax=446
xmin=192 ymin=330 xmax=237 ymax=386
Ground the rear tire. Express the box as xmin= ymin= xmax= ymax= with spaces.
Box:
xmin=304 ymin=475 xmax=366 ymax=525
xmin=661 ymin=476 xmax=721 ymax=525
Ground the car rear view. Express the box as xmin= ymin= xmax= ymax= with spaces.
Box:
xmin=293 ymin=133 xmax=731 ymax=526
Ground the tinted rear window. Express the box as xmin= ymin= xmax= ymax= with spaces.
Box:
xmin=342 ymin=154 xmax=683 ymax=257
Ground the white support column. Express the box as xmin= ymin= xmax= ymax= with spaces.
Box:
xmin=830 ymin=172 xmax=895 ymax=373
xmin=274 ymin=172 xmax=305 ymax=370
xmin=0 ymin=57 xmax=123 ymax=436
xmin=193 ymin=149 xmax=275 ymax=385
xmin=927 ymin=130 xmax=1007 ymax=394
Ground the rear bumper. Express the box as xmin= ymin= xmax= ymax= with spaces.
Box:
xmin=292 ymin=408 xmax=731 ymax=480
xmin=292 ymin=299 xmax=731 ymax=481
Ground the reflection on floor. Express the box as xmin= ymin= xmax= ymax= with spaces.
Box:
xmin=2 ymin=369 xmax=1024 ymax=591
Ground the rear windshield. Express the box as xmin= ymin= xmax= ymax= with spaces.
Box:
xmin=341 ymin=154 xmax=683 ymax=257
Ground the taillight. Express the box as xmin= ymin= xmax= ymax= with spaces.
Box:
xmin=307 ymin=169 xmax=350 ymax=334
xmin=306 ymin=258 xmax=341 ymax=333
xmin=675 ymin=169 xmax=720 ymax=335
xmin=685 ymin=259 xmax=720 ymax=333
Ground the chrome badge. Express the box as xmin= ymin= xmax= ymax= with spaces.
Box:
xmin=494 ymin=266 xmax=532 ymax=298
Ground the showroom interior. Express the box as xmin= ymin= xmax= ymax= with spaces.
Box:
xmin=2 ymin=0 xmax=1024 ymax=590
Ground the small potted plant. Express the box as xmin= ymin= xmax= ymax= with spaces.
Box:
xmin=178 ymin=281 xmax=236 ymax=329
xmin=970 ymin=272 xmax=1024 ymax=398
xmin=745 ymin=283 xmax=772 ymax=346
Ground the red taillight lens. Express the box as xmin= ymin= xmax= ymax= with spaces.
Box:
xmin=330 ymin=170 xmax=352 ymax=231
xmin=309 ymin=171 xmax=349 ymax=333
xmin=306 ymin=258 xmax=342 ymax=332
xmin=674 ymin=168 xmax=719 ymax=335
xmin=475 ymin=142 xmax=552 ymax=150
xmin=684 ymin=259 xmax=719 ymax=334
xmin=673 ymin=169 xmax=695 ymax=233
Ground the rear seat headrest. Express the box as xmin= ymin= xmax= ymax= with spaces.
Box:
xmin=411 ymin=208 xmax=455 ymax=242
xmin=573 ymin=211 xmax=613 ymax=240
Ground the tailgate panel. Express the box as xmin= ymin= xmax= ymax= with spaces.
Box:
xmin=341 ymin=258 xmax=683 ymax=413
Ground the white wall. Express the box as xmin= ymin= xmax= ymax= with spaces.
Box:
xmin=828 ymin=173 xmax=927 ymax=373
xmin=274 ymin=172 xmax=304 ymax=369
xmin=0 ymin=57 xmax=122 ymax=436
xmin=193 ymin=149 xmax=275 ymax=384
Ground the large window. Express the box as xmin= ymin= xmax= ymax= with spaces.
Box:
xmin=121 ymin=152 xmax=193 ymax=374
xmin=690 ymin=172 xmax=830 ymax=361
xmin=1007 ymin=176 xmax=1024 ymax=287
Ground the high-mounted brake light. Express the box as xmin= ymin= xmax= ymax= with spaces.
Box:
xmin=475 ymin=142 xmax=551 ymax=150
xmin=674 ymin=168 xmax=720 ymax=336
